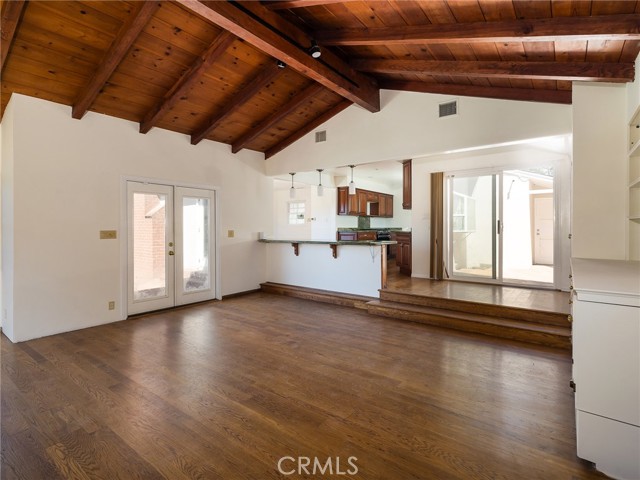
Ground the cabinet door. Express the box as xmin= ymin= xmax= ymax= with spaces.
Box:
xmin=382 ymin=194 xmax=394 ymax=217
xmin=357 ymin=190 xmax=367 ymax=215
xmin=402 ymin=160 xmax=412 ymax=209
xmin=348 ymin=189 xmax=359 ymax=215
xmin=396 ymin=239 xmax=404 ymax=266
xmin=337 ymin=187 xmax=349 ymax=215
xmin=573 ymin=300 xmax=640 ymax=426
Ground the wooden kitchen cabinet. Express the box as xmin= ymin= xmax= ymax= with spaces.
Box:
xmin=337 ymin=187 xmax=359 ymax=215
xmin=395 ymin=231 xmax=411 ymax=275
xmin=337 ymin=187 xmax=394 ymax=217
xmin=337 ymin=231 xmax=357 ymax=241
xmin=357 ymin=231 xmax=376 ymax=241
xmin=402 ymin=160 xmax=412 ymax=210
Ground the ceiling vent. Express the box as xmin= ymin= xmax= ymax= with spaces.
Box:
xmin=315 ymin=130 xmax=327 ymax=143
xmin=439 ymin=100 xmax=458 ymax=118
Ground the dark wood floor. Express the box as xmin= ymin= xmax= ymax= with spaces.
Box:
xmin=2 ymin=293 xmax=606 ymax=479
xmin=386 ymin=259 xmax=571 ymax=315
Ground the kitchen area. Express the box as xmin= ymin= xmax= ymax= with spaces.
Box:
xmin=269 ymin=159 xmax=413 ymax=280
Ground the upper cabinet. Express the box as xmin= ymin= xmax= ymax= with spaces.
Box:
xmin=337 ymin=187 xmax=393 ymax=217
xmin=402 ymin=160 xmax=412 ymax=210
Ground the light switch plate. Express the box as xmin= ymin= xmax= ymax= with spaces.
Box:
xmin=227 ymin=230 xmax=235 ymax=238
xmin=100 ymin=230 xmax=117 ymax=239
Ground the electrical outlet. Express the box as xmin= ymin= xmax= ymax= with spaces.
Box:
xmin=100 ymin=230 xmax=117 ymax=239
xmin=108 ymin=301 xmax=115 ymax=310
xmin=227 ymin=230 xmax=235 ymax=238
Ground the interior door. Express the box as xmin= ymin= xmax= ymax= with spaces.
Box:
xmin=127 ymin=182 xmax=175 ymax=315
xmin=448 ymin=173 xmax=499 ymax=281
xmin=174 ymin=187 xmax=216 ymax=305
xmin=534 ymin=196 xmax=554 ymax=265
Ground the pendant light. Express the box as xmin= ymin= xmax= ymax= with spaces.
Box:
xmin=289 ymin=172 xmax=296 ymax=199
xmin=316 ymin=168 xmax=324 ymax=197
xmin=348 ymin=165 xmax=356 ymax=195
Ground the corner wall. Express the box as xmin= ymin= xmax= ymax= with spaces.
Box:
xmin=572 ymin=83 xmax=628 ymax=260
xmin=2 ymin=95 xmax=272 ymax=342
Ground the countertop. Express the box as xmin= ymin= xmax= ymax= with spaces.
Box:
xmin=259 ymin=239 xmax=397 ymax=246
xmin=571 ymin=258 xmax=640 ymax=306
xmin=337 ymin=227 xmax=410 ymax=232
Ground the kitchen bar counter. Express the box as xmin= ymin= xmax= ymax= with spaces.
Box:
xmin=260 ymin=239 xmax=394 ymax=297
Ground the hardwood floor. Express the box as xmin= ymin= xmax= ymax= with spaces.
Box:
xmin=1 ymin=293 xmax=606 ymax=479
xmin=386 ymin=259 xmax=571 ymax=315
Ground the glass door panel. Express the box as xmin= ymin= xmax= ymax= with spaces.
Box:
xmin=127 ymin=182 xmax=175 ymax=314
xmin=174 ymin=187 xmax=216 ymax=306
xmin=450 ymin=174 xmax=498 ymax=280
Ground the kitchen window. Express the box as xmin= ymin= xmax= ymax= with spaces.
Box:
xmin=288 ymin=201 xmax=306 ymax=225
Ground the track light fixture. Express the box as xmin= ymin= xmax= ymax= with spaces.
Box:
xmin=289 ymin=172 xmax=296 ymax=199
xmin=308 ymin=40 xmax=321 ymax=59
xmin=316 ymin=169 xmax=324 ymax=197
xmin=348 ymin=165 xmax=356 ymax=195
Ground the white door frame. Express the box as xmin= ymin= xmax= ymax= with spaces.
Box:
xmin=119 ymin=175 xmax=221 ymax=320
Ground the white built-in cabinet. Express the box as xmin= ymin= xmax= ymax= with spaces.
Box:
xmin=627 ymin=110 xmax=640 ymax=259
xmin=571 ymin=258 xmax=640 ymax=480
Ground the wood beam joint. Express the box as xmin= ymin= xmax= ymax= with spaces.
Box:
xmin=176 ymin=0 xmax=380 ymax=112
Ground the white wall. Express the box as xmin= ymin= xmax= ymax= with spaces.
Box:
xmin=2 ymin=94 xmax=272 ymax=342
xmin=266 ymin=242 xmax=382 ymax=297
xmin=572 ymin=83 xmax=628 ymax=260
xmin=266 ymin=90 xmax=572 ymax=176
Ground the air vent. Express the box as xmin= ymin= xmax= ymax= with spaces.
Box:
xmin=315 ymin=130 xmax=327 ymax=143
xmin=439 ymin=100 xmax=458 ymax=118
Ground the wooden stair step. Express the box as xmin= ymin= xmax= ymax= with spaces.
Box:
xmin=366 ymin=300 xmax=571 ymax=350
xmin=260 ymin=282 xmax=374 ymax=309
xmin=380 ymin=289 xmax=569 ymax=327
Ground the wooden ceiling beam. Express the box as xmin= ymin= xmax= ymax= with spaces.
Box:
xmin=1 ymin=0 xmax=27 ymax=74
xmin=265 ymin=0 xmax=361 ymax=9
xmin=176 ymin=0 xmax=380 ymax=112
xmin=265 ymin=99 xmax=351 ymax=159
xmin=232 ymin=82 xmax=324 ymax=153
xmin=191 ymin=63 xmax=283 ymax=145
xmin=352 ymin=59 xmax=635 ymax=83
xmin=379 ymin=80 xmax=572 ymax=105
xmin=316 ymin=14 xmax=640 ymax=46
xmin=140 ymin=31 xmax=235 ymax=134
xmin=72 ymin=1 xmax=160 ymax=120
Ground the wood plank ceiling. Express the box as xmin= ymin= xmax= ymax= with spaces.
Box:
xmin=2 ymin=0 xmax=640 ymax=158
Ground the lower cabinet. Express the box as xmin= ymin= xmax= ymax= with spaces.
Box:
xmin=572 ymin=258 xmax=640 ymax=480
xmin=357 ymin=231 xmax=376 ymax=241
xmin=395 ymin=232 xmax=411 ymax=275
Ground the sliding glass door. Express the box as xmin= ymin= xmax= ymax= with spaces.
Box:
xmin=446 ymin=167 xmax=554 ymax=286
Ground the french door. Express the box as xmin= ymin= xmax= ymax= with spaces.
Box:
xmin=446 ymin=168 xmax=555 ymax=286
xmin=127 ymin=182 xmax=216 ymax=315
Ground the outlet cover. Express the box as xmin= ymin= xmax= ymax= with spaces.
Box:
xmin=108 ymin=301 xmax=115 ymax=310
xmin=227 ymin=230 xmax=235 ymax=238
xmin=100 ymin=230 xmax=117 ymax=240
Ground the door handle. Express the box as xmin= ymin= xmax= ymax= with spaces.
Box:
xmin=168 ymin=251 xmax=175 ymax=256
xmin=497 ymin=220 xmax=503 ymax=234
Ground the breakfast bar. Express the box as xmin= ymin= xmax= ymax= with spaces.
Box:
xmin=259 ymin=239 xmax=397 ymax=297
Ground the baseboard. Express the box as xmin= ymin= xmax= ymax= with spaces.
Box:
xmin=222 ymin=288 xmax=262 ymax=300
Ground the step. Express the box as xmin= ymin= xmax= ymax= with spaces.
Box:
xmin=380 ymin=289 xmax=569 ymax=327
xmin=366 ymin=300 xmax=571 ymax=350
xmin=260 ymin=282 xmax=374 ymax=310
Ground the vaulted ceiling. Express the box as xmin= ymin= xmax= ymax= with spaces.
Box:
xmin=2 ymin=0 xmax=639 ymax=158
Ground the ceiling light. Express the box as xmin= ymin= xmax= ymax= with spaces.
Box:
xmin=309 ymin=40 xmax=321 ymax=59
xmin=289 ymin=172 xmax=296 ymax=199
xmin=348 ymin=165 xmax=356 ymax=195
xmin=316 ymin=169 xmax=324 ymax=197
xmin=277 ymin=60 xmax=286 ymax=69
